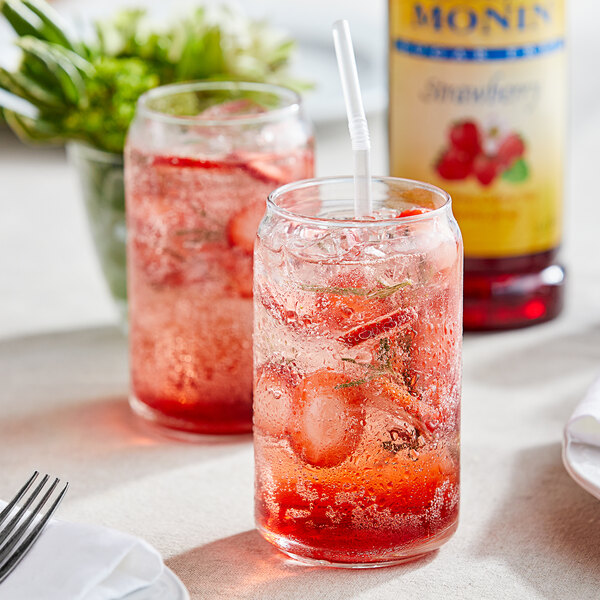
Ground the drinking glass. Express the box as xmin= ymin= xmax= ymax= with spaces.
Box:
xmin=254 ymin=176 xmax=462 ymax=566
xmin=125 ymin=81 xmax=314 ymax=436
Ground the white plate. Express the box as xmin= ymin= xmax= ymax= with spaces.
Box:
xmin=562 ymin=376 xmax=600 ymax=501
xmin=122 ymin=567 xmax=189 ymax=600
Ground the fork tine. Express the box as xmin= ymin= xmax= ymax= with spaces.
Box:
xmin=0 ymin=472 xmax=39 ymax=527
xmin=0 ymin=474 xmax=49 ymax=546
xmin=0 ymin=482 xmax=68 ymax=584
xmin=0 ymin=477 xmax=60 ymax=564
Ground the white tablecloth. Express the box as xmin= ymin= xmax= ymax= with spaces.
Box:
xmin=1 ymin=4 xmax=600 ymax=594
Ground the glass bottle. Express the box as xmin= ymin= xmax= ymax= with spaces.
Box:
xmin=389 ymin=0 xmax=566 ymax=329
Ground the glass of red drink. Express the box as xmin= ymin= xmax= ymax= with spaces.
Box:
xmin=125 ymin=82 xmax=314 ymax=437
xmin=254 ymin=177 xmax=462 ymax=566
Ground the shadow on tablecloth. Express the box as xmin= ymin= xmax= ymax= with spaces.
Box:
xmin=0 ymin=325 xmax=252 ymax=501
xmin=474 ymin=442 xmax=600 ymax=599
xmin=167 ymin=529 xmax=436 ymax=600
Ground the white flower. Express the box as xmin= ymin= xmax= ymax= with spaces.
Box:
xmin=482 ymin=115 xmax=510 ymax=156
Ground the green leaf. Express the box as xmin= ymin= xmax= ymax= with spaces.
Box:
xmin=21 ymin=0 xmax=77 ymax=50
xmin=0 ymin=88 xmax=39 ymax=118
xmin=0 ymin=0 xmax=311 ymax=152
xmin=19 ymin=38 xmax=93 ymax=76
xmin=367 ymin=281 xmax=414 ymax=299
xmin=335 ymin=378 xmax=369 ymax=390
xmin=502 ymin=159 xmax=529 ymax=183
xmin=0 ymin=66 xmax=63 ymax=108
xmin=270 ymin=40 xmax=296 ymax=67
xmin=3 ymin=108 xmax=62 ymax=143
xmin=17 ymin=38 xmax=92 ymax=105
xmin=0 ymin=66 xmax=24 ymax=96
xmin=1 ymin=0 xmax=76 ymax=49
xmin=176 ymin=27 xmax=224 ymax=81
xmin=1 ymin=0 xmax=42 ymax=38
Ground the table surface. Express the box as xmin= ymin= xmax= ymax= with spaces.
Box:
xmin=2 ymin=8 xmax=600 ymax=596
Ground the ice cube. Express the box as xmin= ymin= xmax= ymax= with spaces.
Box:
xmin=253 ymin=363 xmax=298 ymax=438
xmin=288 ymin=370 xmax=365 ymax=468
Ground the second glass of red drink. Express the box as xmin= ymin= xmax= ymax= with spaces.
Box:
xmin=125 ymin=81 xmax=314 ymax=437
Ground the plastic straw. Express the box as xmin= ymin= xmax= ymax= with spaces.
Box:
xmin=332 ymin=19 xmax=373 ymax=217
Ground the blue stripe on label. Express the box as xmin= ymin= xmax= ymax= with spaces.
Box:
xmin=394 ymin=38 xmax=564 ymax=61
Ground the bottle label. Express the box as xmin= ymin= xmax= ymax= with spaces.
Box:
xmin=389 ymin=0 xmax=566 ymax=258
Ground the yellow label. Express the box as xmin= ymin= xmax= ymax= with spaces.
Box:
xmin=389 ymin=0 xmax=565 ymax=258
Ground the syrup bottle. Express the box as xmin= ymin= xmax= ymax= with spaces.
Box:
xmin=389 ymin=0 xmax=566 ymax=329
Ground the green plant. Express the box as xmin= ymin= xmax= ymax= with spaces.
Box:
xmin=0 ymin=0 xmax=304 ymax=153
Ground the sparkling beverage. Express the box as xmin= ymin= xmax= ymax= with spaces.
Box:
xmin=254 ymin=178 xmax=462 ymax=566
xmin=126 ymin=82 xmax=314 ymax=436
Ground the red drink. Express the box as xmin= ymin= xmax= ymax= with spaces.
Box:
xmin=125 ymin=82 xmax=314 ymax=436
xmin=254 ymin=178 xmax=462 ymax=566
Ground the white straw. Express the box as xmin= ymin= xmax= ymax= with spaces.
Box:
xmin=332 ymin=19 xmax=373 ymax=217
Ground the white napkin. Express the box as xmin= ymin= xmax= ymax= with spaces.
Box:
xmin=0 ymin=503 xmax=164 ymax=600
xmin=562 ymin=376 xmax=600 ymax=500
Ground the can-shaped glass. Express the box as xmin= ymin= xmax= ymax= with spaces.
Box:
xmin=125 ymin=82 xmax=314 ymax=436
xmin=253 ymin=177 xmax=462 ymax=566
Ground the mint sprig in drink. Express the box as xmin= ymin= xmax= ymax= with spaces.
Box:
xmin=125 ymin=82 xmax=314 ymax=436
xmin=253 ymin=177 xmax=462 ymax=565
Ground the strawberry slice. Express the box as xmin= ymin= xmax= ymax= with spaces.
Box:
xmin=152 ymin=155 xmax=223 ymax=169
xmin=253 ymin=363 xmax=299 ymax=437
xmin=339 ymin=307 xmax=417 ymax=347
xmin=288 ymin=370 xmax=365 ymax=468
xmin=396 ymin=207 xmax=432 ymax=218
xmin=311 ymin=273 xmax=398 ymax=331
xmin=315 ymin=284 xmax=387 ymax=328
xmin=243 ymin=160 xmax=288 ymax=185
xmin=226 ymin=200 xmax=266 ymax=255
xmin=316 ymin=292 xmax=383 ymax=329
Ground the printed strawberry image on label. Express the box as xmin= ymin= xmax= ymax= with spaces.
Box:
xmin=435 ymin=118 xmax=528 ymax=187
xmin=389 ymin=0 xmax=566 ymax=259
